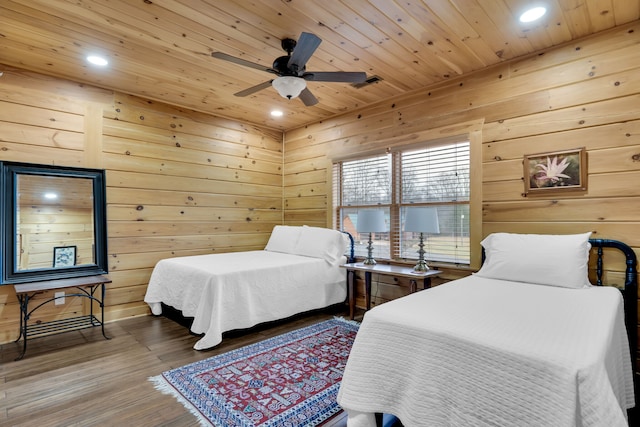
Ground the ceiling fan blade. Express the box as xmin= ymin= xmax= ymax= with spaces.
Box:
xmin=287 ymin=32 xmax=322 ymax=72
xmin=234 ymin=80 xmax=273 ymax=97
xmin=298 ymin=88 xmax=318 ymax=106
xmin=212 ymin=52 xmax=275 ymax=73
xmin=303 ymin=71 xmax=367 ymax=83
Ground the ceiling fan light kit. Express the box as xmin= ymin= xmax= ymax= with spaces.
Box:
xmin=272 ymin=76 xmax=307 ymax=99
xmin=212 ymin=32 xmax=366 ymax=106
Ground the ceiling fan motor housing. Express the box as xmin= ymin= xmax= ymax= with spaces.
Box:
xmin=281 ymin=38 xmax=297 ymax=53
xmin=273 ymin=55 xmax=303 ymax=76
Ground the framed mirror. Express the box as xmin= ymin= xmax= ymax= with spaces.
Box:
xmin=0 ymin=161 xmax=108 ymax=284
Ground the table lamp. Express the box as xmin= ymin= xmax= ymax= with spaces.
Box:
xmin=404 ymin=207 xmax=440 ymax=272
xmin=356 ymin=210 xmax=387 ymax=265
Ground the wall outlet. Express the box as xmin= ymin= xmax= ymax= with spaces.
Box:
xmin=54 ymin=291 xmax=65 ymax=305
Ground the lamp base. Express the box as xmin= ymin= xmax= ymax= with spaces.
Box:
xmin=412 ymin=260 xmax=430 ymax=272
xmin=413 ymin=232 xmax=429 ymax=272
xmin=363 ymin=232 xmax=377 ymax=265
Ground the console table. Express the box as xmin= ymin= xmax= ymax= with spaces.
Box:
xmin=341 ymin=263 xmax=441 ymax=319
xmin=13 ymin=275 xmax=111 ymax=360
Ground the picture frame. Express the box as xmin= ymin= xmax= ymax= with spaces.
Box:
xmin=53 ymin=246 xmax=77 ymax=268
xmin=523 ymin=148 xmax=587 ymax=195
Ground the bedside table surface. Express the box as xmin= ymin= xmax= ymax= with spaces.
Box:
xmin=341 ymin=263 xmax=441 ymax=278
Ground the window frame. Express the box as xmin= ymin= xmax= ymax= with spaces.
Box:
xmin=332 ymin=139 xmax=472 ymax=266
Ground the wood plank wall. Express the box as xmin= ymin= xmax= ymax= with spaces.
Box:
xmin=283 ymin=18 xmax=640 ymax=339
xmin=0 ymin=21 xmax=639 ymax=347
xmin=0 ymin=67 xmax=283 ymax=344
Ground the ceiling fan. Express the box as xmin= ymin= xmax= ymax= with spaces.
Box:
xmin=212 ymin=32 xmax=367 ymax=106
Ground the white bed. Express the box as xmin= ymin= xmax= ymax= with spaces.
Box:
xmin=144 ymin=225 xmax=353 ymax=350
xmin=337 ymin=233 xmax=637 ymax=427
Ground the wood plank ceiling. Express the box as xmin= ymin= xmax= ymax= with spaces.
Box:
xmin=0 ymin=0 xmax=638 ymax=130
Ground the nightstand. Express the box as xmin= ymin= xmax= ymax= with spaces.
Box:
xmin=341 ymin=263 xmax=441 ymax=319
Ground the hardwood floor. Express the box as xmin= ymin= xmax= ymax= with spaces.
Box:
xmin=0 ymin=306 xmax=358 ymax=427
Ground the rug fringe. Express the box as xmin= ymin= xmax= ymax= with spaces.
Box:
xmin=333 ymin=315 xmax=361 ymax=328
xmin=149 ymin=375 xmax=212 ymax=427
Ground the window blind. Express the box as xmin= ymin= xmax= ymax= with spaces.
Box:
xmin=333 ymin=140 xmax=470 ymax=265
xmin=396 ymin=142 xmax=470 ymax=264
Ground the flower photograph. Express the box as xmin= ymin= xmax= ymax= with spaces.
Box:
xmin=524 ymin=148 xmax=587 ymax=194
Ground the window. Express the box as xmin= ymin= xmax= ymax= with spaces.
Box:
xmin=333 ymin=140 xmax=470 ymax=265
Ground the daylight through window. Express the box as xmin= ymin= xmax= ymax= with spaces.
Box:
xmin=333 ymin=140 xmax=470 ymax=265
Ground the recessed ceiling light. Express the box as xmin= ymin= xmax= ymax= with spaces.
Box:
xmin=86 ymin=55 xmax=109 ymax=66
xmin=44 ymin=192 xmax=58 ymax=200
xmin=519 ymin=6 xmax=547 ymax=23
xmin=270 ymin=110 xmax=284 ymax=117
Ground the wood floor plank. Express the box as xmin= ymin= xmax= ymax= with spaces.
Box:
xmin=0 ymin=306 xmax=357 ymax=426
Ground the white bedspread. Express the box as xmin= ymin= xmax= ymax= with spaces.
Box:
xmin=337 ymin=275 xmax=635 ymax=427
xmin=144 ymin=250 xmax=346 ymax=350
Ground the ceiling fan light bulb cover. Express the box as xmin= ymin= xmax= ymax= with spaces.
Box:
xmin=272 ymin=76 xmax=306 ymax=99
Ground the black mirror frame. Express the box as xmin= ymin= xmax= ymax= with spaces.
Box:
xmin=0 ymin=161 xmax=108 ymax=284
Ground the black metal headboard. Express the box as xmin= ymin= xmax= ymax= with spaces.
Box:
xmin=589 ymin=239 xmax=638 ymax=375
xmin=341 ymin=231 xmax=356 ymax=263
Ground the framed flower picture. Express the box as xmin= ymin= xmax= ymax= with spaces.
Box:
xmin=523 ymin=148 xmax=587 ymax=195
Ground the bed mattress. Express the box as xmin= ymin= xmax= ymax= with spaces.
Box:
xmin=337 ymin=275 xmax=634 ymax=427
xmin=144 ymin=250 xmax=346 ymax=349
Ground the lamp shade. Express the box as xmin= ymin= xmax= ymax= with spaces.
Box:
xmin=404 ymin=207 xmax=440 ymax=234
xmin=356 ymin=210 xmax=387 ymax=233
xmin=272 ymin=76 xmax=307 ymax=99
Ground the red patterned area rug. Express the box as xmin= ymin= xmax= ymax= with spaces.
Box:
xmin=150 ymin=317 xmax=359 ymax=427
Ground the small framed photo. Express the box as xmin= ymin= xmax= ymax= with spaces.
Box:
xmin=523 ymin=148 xmax=587 ymax=195
xmin=53 ymin=246 xmax=77 ymax=268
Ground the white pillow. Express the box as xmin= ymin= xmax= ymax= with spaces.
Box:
xmin=264 ymin=225 xmax=303 ymax=254
xmin=293 ymin=226 xmax=349 ymax=263
xmin=475 ymin=232 xmax=592 ymax=288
